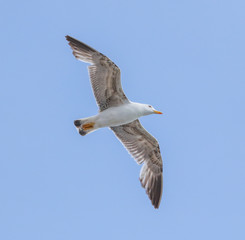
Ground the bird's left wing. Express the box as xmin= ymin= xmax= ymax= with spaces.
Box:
xmin=110 ymin=120 xmax=163 ymax=209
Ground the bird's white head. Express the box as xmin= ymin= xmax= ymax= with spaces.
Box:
xmin=143 ymin=104 xmax=163 ymax=116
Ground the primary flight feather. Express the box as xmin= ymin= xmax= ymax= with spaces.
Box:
xmin=66 ymin=35 xmax=163 ymax=208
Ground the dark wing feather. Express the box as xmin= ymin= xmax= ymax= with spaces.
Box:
xmin=111 ymin=120 xmax=163 ymax=209
xmin=66 ymin=35 xmax=129 ymax=111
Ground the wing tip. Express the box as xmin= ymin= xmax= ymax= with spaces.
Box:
xmin=65 ymin=35 xmax=96 ymax=63
xmin=152 ymin=174 xmax=163 ymax=209
xmin=65 ymin=35 xmax=71 ymax=40
xmin=65 ymin=35 xmax=96 ymax=52
xmin=140 ymin=170 xmax=163 ymax=209
xmin=65 ymin=35 xmax=78 ymax=46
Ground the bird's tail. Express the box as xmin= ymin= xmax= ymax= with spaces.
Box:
xmin=74 ymin=117 xmax=96 ymax=136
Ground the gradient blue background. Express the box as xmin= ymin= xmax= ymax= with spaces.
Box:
xmin=1 ymin=0 xmax=245 ymax=239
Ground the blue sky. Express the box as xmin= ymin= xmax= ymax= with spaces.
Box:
xmin=1 ymin=0 xmax=245 ymax=239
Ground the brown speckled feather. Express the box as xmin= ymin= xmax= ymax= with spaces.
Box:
xmin=66 ymin=35 xmax=129 ymax=111
xmin=111 ymin=120 xmax=163 ymax=209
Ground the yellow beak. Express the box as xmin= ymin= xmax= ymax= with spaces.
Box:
xmin=154 ymin=110 xmax=163 ymax=114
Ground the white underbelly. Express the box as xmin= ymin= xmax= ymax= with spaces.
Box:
xmin=95 ymin=105 xmax=140 ymax=128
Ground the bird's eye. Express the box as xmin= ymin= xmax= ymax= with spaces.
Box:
xmin=148 ymin=105 xmax=152 ymax=108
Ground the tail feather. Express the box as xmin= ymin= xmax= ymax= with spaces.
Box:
xmin=74 ymin=119 xmax=83 ymax=127
xmin=74 ymin=118 xmax=96 ymax=136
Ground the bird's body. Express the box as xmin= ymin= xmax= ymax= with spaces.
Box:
xmin=79 ymin=102 xmax=152 ymax=129
xmin=96 ymin=102 xmax=139 ymax=127
xmin=66 ymin=35 xmax=164 ymax=208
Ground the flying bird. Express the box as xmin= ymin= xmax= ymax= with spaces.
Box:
xmin=66 ymin=35 xmax=163 ymax=208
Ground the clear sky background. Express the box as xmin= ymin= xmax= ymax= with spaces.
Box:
xmin=1 ymin=0 xmax=245 ymax=239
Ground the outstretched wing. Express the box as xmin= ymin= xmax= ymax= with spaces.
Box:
xmin=111 ymin=120 xmax=163 ymax=209
xmin=66 ymin=35 xmax=129 ymax=111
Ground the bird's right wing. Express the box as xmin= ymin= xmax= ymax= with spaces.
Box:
xmin=66 ymin=35 xmax=129 ymax=111
xmin=110 ymin=120 xmax=163 ymax=209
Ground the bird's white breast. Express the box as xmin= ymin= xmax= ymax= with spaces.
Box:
xmin=95 ymin=103 xmax=143 ymax=128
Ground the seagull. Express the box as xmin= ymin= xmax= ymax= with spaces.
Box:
xmin=66 ymin=35 xmax=163 ymax=209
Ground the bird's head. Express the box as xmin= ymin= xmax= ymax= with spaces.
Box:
xmin=143 ymin=104 xmax=162 ymax=116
